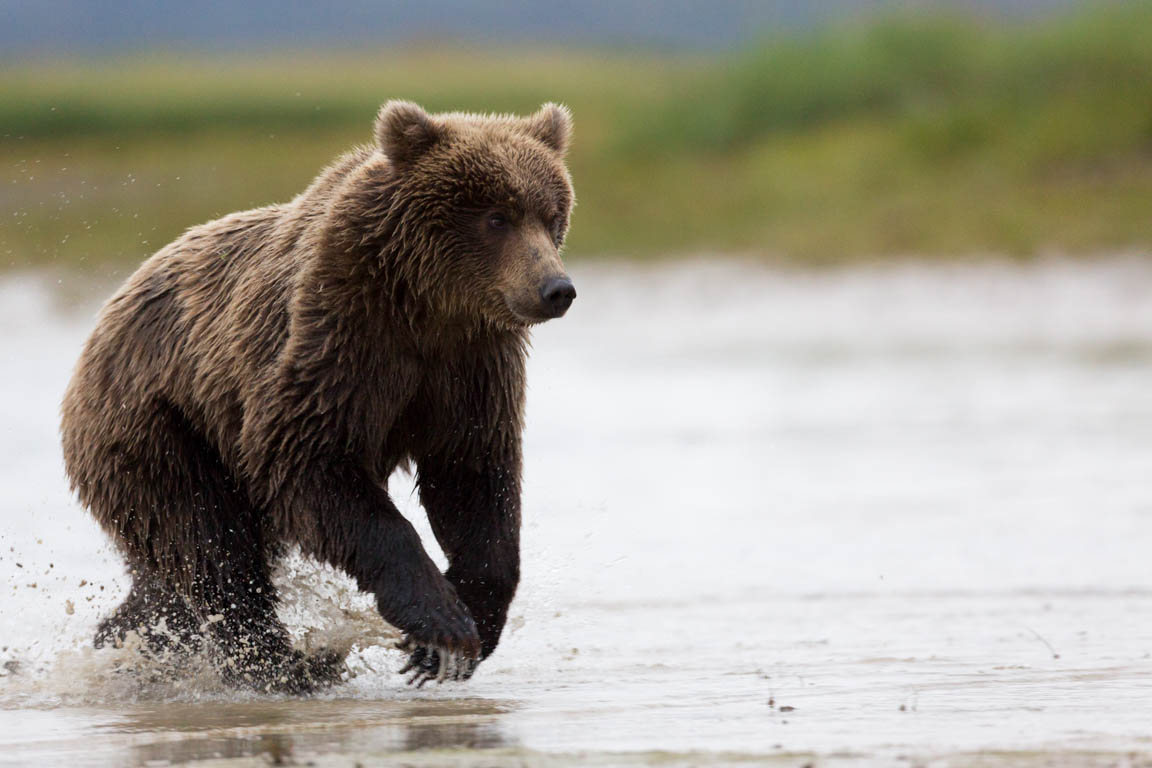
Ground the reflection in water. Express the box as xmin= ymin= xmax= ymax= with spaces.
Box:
xmin=118 ymin=699 xmax=518 ymax=765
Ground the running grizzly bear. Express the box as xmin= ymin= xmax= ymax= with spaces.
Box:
xmin=60 ymin=101 xmax=577 ymax=691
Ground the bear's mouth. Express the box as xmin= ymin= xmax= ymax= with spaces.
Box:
xmin=504 ymin=298 xmax=551 ymax=326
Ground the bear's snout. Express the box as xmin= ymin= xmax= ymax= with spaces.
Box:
xmin=539 ymin=276 xmax=576 ymax=318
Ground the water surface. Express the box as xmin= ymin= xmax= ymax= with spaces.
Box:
xmin=1 ymin=259 xmax=1151 ymax=766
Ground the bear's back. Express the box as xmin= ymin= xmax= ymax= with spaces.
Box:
xmin=62 ymin=146 xmax=379 ymax=472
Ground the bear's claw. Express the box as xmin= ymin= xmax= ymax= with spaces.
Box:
xmin=396 ymin=639 xmax=478 ymax=687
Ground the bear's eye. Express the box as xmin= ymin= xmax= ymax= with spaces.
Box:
xmin=487 ymin=213 xmax=508 ymax=231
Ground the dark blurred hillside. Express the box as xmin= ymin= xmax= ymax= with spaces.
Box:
xmin=2 ymin=0 xmax=1080 ymax=54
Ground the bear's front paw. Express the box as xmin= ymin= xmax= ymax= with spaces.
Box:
xmin=396 ymin=639 xmax=479 ymax=687
xmin=377 ymin=580 xmax=480 ymax=685
xmin=382 ymin=589 xmax=480 ymax=649
xmin=392 ymin=595 xmax=481 ymax=687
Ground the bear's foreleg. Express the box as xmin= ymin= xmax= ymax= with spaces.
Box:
xmin=416 ymin=451 xmax=521 ymax=682
xmin=273 ymin=460 xmax=482 ymax=676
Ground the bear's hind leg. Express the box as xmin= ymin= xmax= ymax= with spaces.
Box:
xmin=88 ymin=402 xmax=343 ymax=694
xmin=94 ymin=572 xmax=201 ymax=656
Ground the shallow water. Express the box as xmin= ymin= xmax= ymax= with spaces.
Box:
xmin=1 ymin=258 xmax=1151 ymax=766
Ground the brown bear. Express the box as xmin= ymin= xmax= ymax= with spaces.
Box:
xmin=60 ymin=100 xmax=577 ymax=692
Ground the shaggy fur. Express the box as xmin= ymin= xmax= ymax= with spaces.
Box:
xmin=60 ymin=101 xmax=576 ymax=692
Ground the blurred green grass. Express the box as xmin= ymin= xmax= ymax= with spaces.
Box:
xmin=3 ymin=2 xmax=1152 ymax=270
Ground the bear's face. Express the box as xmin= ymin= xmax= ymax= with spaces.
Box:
xmin=376 ymin=101 xmax=577 ymax=328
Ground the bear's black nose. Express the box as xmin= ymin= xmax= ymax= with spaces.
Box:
xmin=540 ymin=277 xmax=577 ymax=318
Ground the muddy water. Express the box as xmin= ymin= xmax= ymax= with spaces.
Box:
xmin=1 ymin=258 xmax=1151 ymax=766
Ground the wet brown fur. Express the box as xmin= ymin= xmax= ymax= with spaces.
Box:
xmin=60 ymin=101 xmax=575 ymax=692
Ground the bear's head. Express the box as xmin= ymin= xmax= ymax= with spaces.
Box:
xmin=374 ymin=100 xmax=576 ymax=328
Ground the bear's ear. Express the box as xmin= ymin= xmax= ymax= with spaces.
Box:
xmin=375 ymin=100 xmax=444 ymax=164
xmin=523 ymin=102 xmax=572 ymax=156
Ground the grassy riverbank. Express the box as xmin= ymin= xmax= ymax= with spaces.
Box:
xmin=3 ymin=1 xmax=1152 ymax=268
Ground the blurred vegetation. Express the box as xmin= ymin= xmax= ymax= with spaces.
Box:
xmin=3 ymin=1 xmax=1152 ymax=270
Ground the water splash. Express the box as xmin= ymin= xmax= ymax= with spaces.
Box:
xmin=0 ymin=549 xmax=404 ymax=707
